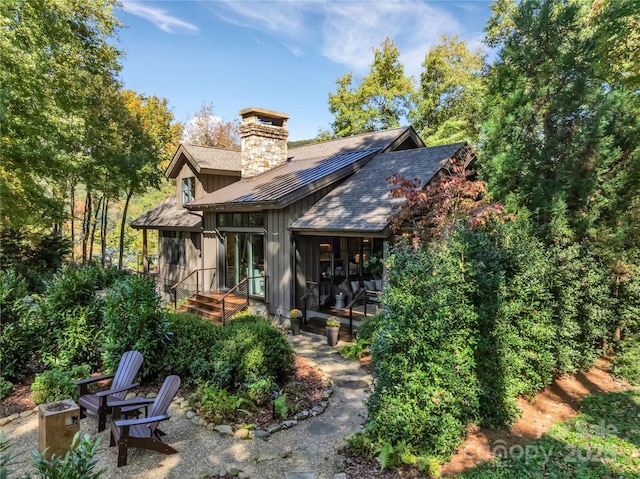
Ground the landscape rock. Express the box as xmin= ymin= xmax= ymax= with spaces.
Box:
xmin=185 ymin=410 xmax=196 ymax=419
xmin=146 ymin=392 xmax=157 ymax=399
xmin=214 ymin=424 xmax=234 ymax=436
xmin=253 ymin=429 xmax=270 ymax=439
xmin=19 ymin=410 xmax=33 ymax=418
xmin=233 ymin=428 xmax=250 ymax=440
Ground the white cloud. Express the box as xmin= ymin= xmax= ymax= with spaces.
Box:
xmin=121 ymin=1 xmax=199 ymax=34
xmin=203 ymin=0 xmax=465 ymax=76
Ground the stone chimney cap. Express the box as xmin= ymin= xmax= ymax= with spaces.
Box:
xmin=239 ymin=107 xmax=290 ymax=121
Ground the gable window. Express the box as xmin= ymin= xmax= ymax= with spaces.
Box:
xmin=182 ymin=177 xmax=195 ymax=204
xmin=161 ymin=231 xmax=186 ymax=266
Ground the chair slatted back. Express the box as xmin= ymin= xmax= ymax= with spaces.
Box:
xmin=147 ymin=375 xmax=181 ymax=433
xmin=111 ymin=350 xmax=143 ymax=400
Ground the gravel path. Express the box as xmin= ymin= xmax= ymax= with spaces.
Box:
xmin=1 ymin=333 xmax=372 ymax=479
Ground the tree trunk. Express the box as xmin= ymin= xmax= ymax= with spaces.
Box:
xmin=101 ymin=198 xmax=108 ymax=267
xmin=70 ymin=183 xmax=76 ymax=263
xmin=118 ymin=190 xmax=134 ymax=270
xmin=89 ymin=195 xmax=104 ymax=262
xmin=81 ymin=191 xmax=92 ymax=265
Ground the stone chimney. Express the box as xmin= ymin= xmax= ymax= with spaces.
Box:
xmin=239 ymin=107 xmax=290 ymax=178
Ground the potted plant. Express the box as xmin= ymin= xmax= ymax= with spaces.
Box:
xmin=290 ymin=309 xmax=303 ymax=336
xmin=364 ymin=254 xmax=384 ymax=278
xmin=326 ymin=316 xmax=341 ymax=346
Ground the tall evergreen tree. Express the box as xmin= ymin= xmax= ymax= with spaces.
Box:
xmin=481 ymin=0 xmax=640 ymax=260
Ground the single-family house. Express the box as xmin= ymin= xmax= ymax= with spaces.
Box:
xmin=131 ymin=107 xmax=466 ymax=331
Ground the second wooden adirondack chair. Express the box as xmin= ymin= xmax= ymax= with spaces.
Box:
xmin=109 ymin=375 xmax=181 ymax=467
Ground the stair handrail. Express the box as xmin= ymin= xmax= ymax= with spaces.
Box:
xmin=221 ymin=278 xmax=248 ymax=325
xmin=170 ymin=268 xmax=216 ymax=310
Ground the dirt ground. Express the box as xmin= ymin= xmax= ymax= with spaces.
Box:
xmin=440 ymin=357 xmax=632 ymax=477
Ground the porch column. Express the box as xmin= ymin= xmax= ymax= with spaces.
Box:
xmin=142 ymin=229 xmax=149 ymax=274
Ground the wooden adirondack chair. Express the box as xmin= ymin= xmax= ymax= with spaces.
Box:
xmin=109 ymin=375 xmax=181 ymax=467
xmin=75 ymin=350 xmax=143 ymax=432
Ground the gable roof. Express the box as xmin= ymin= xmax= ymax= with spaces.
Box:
xmin=165 ymin=143 xmax=242 ymax=178
xmin=185 ymin=127 xmax=422 ymax=210
xmin=290 ymin=142 xmax=465 ymax=235
xmin=130 ymin=196 xmax=202 ymax=230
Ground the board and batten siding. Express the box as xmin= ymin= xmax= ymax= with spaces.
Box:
xmin=265 ymin=186 xmax=332 ymax=314
xmin=202 ymin=211 xmax=219 ymax=293
xmin=175 ymin=163 xmax=239 ymax=207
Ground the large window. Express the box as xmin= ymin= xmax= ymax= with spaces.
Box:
xmin=319 ymin=237 xmax=383 ymax=279
xmin=217 ymin=212 xmax=263 ymax=228
xmin=162 ymin=231 xmax=186 ymax=266
xmin=182 ymin=177 xmax=195 ymax=204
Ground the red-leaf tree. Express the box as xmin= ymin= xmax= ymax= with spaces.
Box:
xmin=388 ymin=148 xmax=512 ymax=245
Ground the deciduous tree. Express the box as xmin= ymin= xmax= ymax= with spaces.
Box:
xmin=328 ymin=38 xmax=414 ymax=137
xmin=182 ymin=102 xmax=240 ymax=149
xmin=409 ymin=35 xmax=486 ymax=146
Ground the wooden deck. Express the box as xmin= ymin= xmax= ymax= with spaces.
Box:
xmin=178 ymin=291 xmax=247 ymax=324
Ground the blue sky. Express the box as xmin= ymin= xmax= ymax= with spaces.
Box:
xmin=115 ymin=1 xmax=493 ymax=141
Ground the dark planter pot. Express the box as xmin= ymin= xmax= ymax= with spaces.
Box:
xmin=326 ymin=326 xmax=340 ymax=346
xmin=291 ymin=317 xmax=301 ymax=336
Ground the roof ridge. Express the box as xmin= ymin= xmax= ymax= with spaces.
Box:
xmin=289 ymin=126 xmax=409 ymax=152
xmin=183 ymin=143 xmax=241 ymax=152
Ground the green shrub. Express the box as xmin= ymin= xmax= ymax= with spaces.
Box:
xmin=0 ymin=228 xmax=71 ymax=293
xmin=612 ymin=335 xmax=640 ymax=385
xmin=368 ymin=239 xmax=479 ymax=461
xmin=215 ymin=315 xmax=295 ymax=389
xmin=342 ymin=313 xmax=386 ymax=360
xmin=191 ymin=384 xmax=255 ymax=425
xmin=0 ymin=269 xmax=35 ymax=378
xmin=0 ymin=377 xmax=12 ymax=400
xmin=32 ymin=432 xmax=105 ymax=479
xmin=242 ymin=374 xmax=276 ymax=405
xmin=37 ymin=265 xmax=118 ymax=371
xmin=102 ymin=276 xmax=171 ymax=380
xmin=165 ymin=312 xmax=226 ymax=382
xmin=30 ymin=364 xmax=90 ymax=405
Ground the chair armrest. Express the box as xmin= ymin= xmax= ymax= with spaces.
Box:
xmin=95 ymin=383 xmax=139 ymax=398
xmin=75 ymin=374 xmax=115 ymax=386
xmin=109 ymin=397 xmax=155 ymax=408
xmin=115 ymin=414 xmax=170 ymax=427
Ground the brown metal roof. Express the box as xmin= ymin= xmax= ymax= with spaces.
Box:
xmin=165 ymin=144 xmax=241 ymax=178
xmin=290 ymin=143 xmax=465 ymax=234
xmin=130 ymin=196 xmax=202 ymax=230
xmin=185 ymin=127 xmax=417 ymax=210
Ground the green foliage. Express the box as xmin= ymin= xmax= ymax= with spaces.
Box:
xmin=165 ymin=312 xmax=226 ymax=382
xmin=243 ymin=375 xmax=276 ymax=406
xmin=209 ymin=315 xmax=295 ymax=390
xmin=409 ymin=34 xmax=486 ymax=146
xmin=460 ymin=390 xmax=640 ymax=478
xmin=0 ymin=269 xmax=35 ymax=378
xmin=166 ymin=313 xmax=294 ymax=404
xmin=0 ymin=0 xmax=123 ymax=230
xmin=326 ymin=317 xmax=341 ymax=328
xmin=341 ymin=313 xmax=386 ymax=360
xmin=37 ymin=265 xmax=115 ymax=371
xmin=30 ymin=365 xmax=90 ymax=405
xmin=32 ymin=432 xmax=105 ymax=479
xmin=612 ymin=335 xmax=640 ymax=386
xmin=0 ymin=378 xmax=12 ymax=401
xmin=368 ymin=239 xmax=479 ymax=460
xmin=328 ymin=38 xmax=414 ymax=137
xmin=191 ymin=384 xmax=255 ymax=425
xmin=0 ymin=229 xmax=71 ymax=292
xmin=102 ymin=276 xmax=170 ymax=380
xmin=272 ymin=393 xmax=288 ymax=420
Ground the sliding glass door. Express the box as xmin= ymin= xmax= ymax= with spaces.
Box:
xmin=223 ymin=232 xmax=265 ymax=297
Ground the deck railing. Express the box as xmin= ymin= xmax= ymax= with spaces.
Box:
xmin=170 ymin=268 xmax=217 ymax=310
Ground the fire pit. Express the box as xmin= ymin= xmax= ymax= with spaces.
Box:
xmin=38 ymin=398 xmax=79 ymax=459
